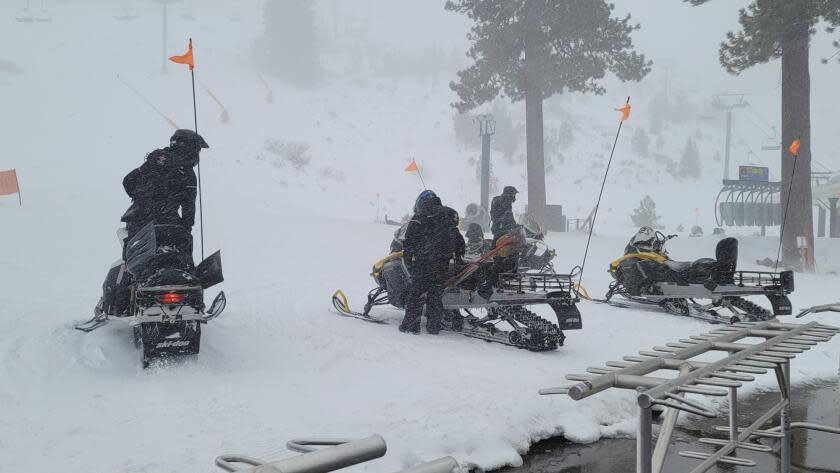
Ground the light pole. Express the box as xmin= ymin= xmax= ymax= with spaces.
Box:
xmin=475 ymin=114 xmax=495 ymax=211
xmin=713 ymin=94 xmax=748 ymax=181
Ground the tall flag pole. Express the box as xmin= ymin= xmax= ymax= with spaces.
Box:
xmin=578 ymin=97 xmax=631 ymax=289
xmin=405 ymin=158 xmax=426 ymax=189
xmin=775 ymin=137 xmax=801 ymax=271
xmin=169 ymin=38 xmax=205 ymax=261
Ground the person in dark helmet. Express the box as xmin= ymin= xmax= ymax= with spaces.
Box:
xmin=413 ymin=189 xmax=438 ymax=214
xmin=490 ymin=186 xmax=519 ymax=242
xmin=390 ymin=190 xmax=440 ymax=253
xmin=121 ymin=129 xmax=208 ymax=241
xmin=401 ymin=191 xmax=456 ymax=335
xmin=97 ymin=130 xmax=209 ymax=317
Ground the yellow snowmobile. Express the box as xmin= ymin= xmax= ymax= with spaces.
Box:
xmin=604 ymin=228 xmax=794 ymax=323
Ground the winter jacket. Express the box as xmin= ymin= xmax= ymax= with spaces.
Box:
xmin=121 ymin=149 xmax=197 ymax=231
xmin=490 ymin=194 xmax=517 ymax=237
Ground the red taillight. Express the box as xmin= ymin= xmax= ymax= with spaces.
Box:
xmin=156 ymin=292 xmax=186 ymax=304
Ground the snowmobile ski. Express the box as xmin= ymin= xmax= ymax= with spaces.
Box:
xmin=75 ymin=302 xmax=110 ymax=332
xmin=75 ymin=314 xmax=109 ymax=332
xmin=332 ymin=290 xmax=386 ymax=324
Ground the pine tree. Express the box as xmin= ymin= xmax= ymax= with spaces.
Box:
xmin=679 ymin=137 xmax=701 ymax=179
xmin=631 ymin=195 xmax=663 ymax=229
xmin=685 ymin=0 xmax=840 ymax=268
xmin=446 ymin=0 xmax=651 ymax=226
xmin=254 ymin=0 xmax=322 ymax=86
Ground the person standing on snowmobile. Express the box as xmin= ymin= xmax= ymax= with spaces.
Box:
xmin=401 ymin=190 xmax=460 ymax=335
xmin=490 ymin=186 xmax=518 ymax=242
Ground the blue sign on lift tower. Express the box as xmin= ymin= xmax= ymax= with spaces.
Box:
xmin=739 ymin=165 xmax=770 ymax=182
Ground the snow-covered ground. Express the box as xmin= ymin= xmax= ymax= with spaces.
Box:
xmin=2 ymin=2 xmax=839 ymax=472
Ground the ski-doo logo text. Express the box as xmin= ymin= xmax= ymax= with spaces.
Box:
xmin=155 ymin=340 xmax=191 ymax=348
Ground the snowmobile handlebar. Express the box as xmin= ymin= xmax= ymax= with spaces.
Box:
xmin=655 ymin=231 xmax=678 ymax=243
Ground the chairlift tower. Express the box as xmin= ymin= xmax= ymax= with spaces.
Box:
xmin=713 ymin=94 xmax=749 ymax=180
xmin=154 ymin=0 xmax=180 ymax=73
xmin=475 ymin=114 xmax=495 ymax=211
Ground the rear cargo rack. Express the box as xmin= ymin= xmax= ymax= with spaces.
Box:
xmin=726 ymin=270 xmax=793 ymax=291
xmin=498 ymin=272 xmax=576 ymax=295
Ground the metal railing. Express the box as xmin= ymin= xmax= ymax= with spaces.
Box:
xmin=216 ymin=435 xmax=460 ymax=473
xmin=540 ymin=316 xmax=840 ymax=473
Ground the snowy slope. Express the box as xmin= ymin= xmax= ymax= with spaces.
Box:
xmin=2 ymin=2 xmax=839 ymax=473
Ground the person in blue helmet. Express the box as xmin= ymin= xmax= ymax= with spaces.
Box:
xmin=400 ymin=190 xmax=464 ymax=334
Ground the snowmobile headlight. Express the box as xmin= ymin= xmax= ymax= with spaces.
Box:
xmin=156 ymin=292 xmax=186 ymax=305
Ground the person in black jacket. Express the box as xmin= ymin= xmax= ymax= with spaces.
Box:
xmin=490 ymin=186 xmax=518 ymax=242
xmin=443 ymin=206 xmax=466 ymax=264
xmin=400 ymin=191 xmax=464 ymax=335
xmin=121 ymin=129 xmax=208 ymax=240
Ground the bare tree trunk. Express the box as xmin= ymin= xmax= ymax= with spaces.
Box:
xmin=780 ymin=21 xmax=814 ymax=271
xmin=523 ymin=0 xmax=546 ymax=227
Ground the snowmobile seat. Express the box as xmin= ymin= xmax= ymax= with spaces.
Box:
xmin=663 ymin=258 xmax=719 ymax=284
xmin=664 ymin=258 xmax=717 ymax=275
xmin=664 ymin=260 xmax=692 ymax=273
xmin=715 ymin=237 xmax=738 ymax=274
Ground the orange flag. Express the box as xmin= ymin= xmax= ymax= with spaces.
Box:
xmin=789 ymin=138 xmax=801 ymax=157
xmin=615 ymin=101 xmax=631 ymax=122
xmin=169 ymin=39 xmax=195 ymax=71
xmin=0 ymin=169 xmax=20 ymax=196
xmin=405 ymin=159 xmax=418 ymax=172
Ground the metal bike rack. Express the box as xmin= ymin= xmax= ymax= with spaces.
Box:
xmin=216 ymin=435 xmax=460 ymax=473
xmin=540 ymin=315 xmax=840 ymax=473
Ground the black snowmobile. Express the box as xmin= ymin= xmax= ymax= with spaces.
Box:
xmin=77 ymin=222 xmax=226 ymax=367
xmin=333 ymin=227 xmax=582 ymax=352
xmin=603 ymin=227 xmax=794 ymax=323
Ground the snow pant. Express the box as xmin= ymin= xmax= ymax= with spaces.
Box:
xmin=401 ymin=261 xmax=447 ymax=334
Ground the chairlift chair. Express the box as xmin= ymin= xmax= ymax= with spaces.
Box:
xmin=114 ymin=5 xmax=139 ymax=21
xmin=34 ymin=1 xmax=52 ymax=23
xmin=15 ymin=0 xmax=33 ymax=22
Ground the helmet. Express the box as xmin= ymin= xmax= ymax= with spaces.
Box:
xmin=502 ymin=186 xmax=518 ymax=196
xmin=465 ymin=203 xmax=478 ymax=216
xmin=414 ymin=190 xmax=438 ymax=213
xmin=170 ymin=129 xmax=209 ymax=150
xmin=466 ymin=222 xmax=484 ymax=241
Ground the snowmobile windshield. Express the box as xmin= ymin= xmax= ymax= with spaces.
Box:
xmin=530 ymin=239 xmax=551 ymax=256
xmin=629 ymin=227 xmax=656 ymax=250
xmin=523 ymin=221 xmax=544 ymax=240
